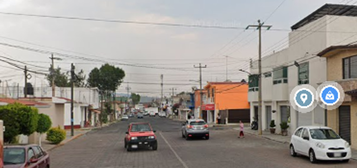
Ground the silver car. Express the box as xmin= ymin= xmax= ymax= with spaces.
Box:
xmin=181 ymin=119 xmax=209 ymax=140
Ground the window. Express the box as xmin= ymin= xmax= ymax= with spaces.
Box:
xmin=310 ymin=129 xmax=340 ymax=140
xmin=273 ymin=67 xmax=288 ymax=84
xmin=130 ymin=124 xmax=152 ymax=132
xmin=294 ymin=128 xmax=303 ymax=137
xmin=32 ymin=146 xmax=43 ymax=158
xmin=264 ymin=72 xmax=272 ymax=77
xmin=343 ymin=55 xmax=357 ymax=79
xmin=27 ymin=149 xmax=35 ymax=162
xmin=3 ymin=148 xmax=25 ymax=165
xmin=298 ymin=62 xmax=309 ymax=84
xmin=302 ymin=128 xmax=309 ymax=138
xmin=248 ymin=74 xmax=259 ymax=91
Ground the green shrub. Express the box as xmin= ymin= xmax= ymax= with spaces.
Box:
xmin=280 ymin=121 xmax=289 ymax=130
xmin=37 ymin=114 xmax=52 ymax=134
xmin=270 ymin=120 xmax=276 ymax=128
xmin=46 ymin=127 xmax=66 ymax=144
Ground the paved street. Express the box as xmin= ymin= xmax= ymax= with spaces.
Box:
xmin=50 ymin=117 xmax=357 ymax=168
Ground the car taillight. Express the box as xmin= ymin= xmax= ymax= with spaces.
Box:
xmin=204 ymin=124 xmax=208 ymax=128
xmin=187 ymin=125 xmax=193 ymax=129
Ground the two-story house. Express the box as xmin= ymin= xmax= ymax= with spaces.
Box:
xmin=317 ymin=44 xmax=357 ymax=149
xmin=249 ymin=4 xmax=357 ymax=134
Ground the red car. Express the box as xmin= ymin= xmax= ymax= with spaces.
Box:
xmin=124 ymin=122 xmax=158 ymax=151
xmin=3 ymin=144 xmax=50 ymax=168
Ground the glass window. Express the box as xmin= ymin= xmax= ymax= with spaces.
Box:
xmin=310 ymin=129 xmax=340 ymax=140
xmin=27 ymin=149 xmax=35 ymax=162
xmin=343 ymin=56 xmax=357 ymax=79
xmin=264 ymin=72 xmax=272 ymax=77
xmin=298 ymin=62 xmax=309 ymax=84
xmin=273 ymin=67 xmax=288 ymax=84
xmin=190 ymin=121 xmax=206 ymax=125
xmin=130 ymin=124 xmax=152 ymax=132
xmin=3 ymin=148 xmax=25 ymax=165
xmin=32 ymin=147 xmax=43 ymax=158
xmin=248 ymin=74 xmax=259 ymax=90
xmin=302 ymin=128 xmax=309 ymax=138
xmin=294 ymin=128 xmax=303 ymax=137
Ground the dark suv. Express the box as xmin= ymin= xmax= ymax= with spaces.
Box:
xmin=124 ymin=122 xmax=158 ymax=151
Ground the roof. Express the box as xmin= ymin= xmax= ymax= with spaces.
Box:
xmin=204 ymin=82 xmax=247 ymax=89
xmin=291 ymin=4 xmax=357 ymax=30
xmin=0 ymin=98 xmax=48 ymax=107
xmin=317 ymin=44 xmax=357 ymax=57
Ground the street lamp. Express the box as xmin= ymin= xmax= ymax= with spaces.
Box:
xmin=239 ymin=69 xmax=252 ymax=75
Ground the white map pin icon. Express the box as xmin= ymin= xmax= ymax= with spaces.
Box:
xmin=301 ymin=94 xmax=308 ymax=103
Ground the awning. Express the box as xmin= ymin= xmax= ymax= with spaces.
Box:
xmin=89 ymin=109 xmax=101 ymax=114
xmin=345 ymin=89 xmax=357 ymax=96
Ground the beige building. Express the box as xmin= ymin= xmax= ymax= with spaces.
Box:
xmin=318 ymin=44 xmax=357 ymax=149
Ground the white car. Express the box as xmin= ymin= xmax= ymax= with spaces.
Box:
xmin=159 ymin=112 xmax=166 ymax=118
xmin=290 ymin=126 xmax=351 ymax=163
xmin=121 ymin=115 xmax=129 ymax=121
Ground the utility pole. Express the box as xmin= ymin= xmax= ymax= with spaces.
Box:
xmin=50 ymin=54 xmax=62 ymax=97
xmin=194 ymin=63 xmax=207 ymax=119
xmin=126 ymin=82 xmax=131 ymax=114
xmin=170 ymin=88 xmax=176 ymax=105
xmin=70 ymin=63 xmax=75 ymax=136
xmin=24 ymin=66 xmax=28 ymax=98
xmin=246 ymin=20 xmax=272 ymax=135
xmin=161 ymin=74 xmax=163 ymax=108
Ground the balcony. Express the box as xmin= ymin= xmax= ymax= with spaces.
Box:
xmin=272 ymin=78 xmax=289 ymax=101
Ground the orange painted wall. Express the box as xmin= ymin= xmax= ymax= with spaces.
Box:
xmin=206 ymin=83 xmax=249 ymax=110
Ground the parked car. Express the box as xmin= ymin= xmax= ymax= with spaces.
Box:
xmin=128 ymin=113 xmax=134 ymax=118
xmin=143 ymin=111 xmax=149 ymax=116
xmin=137 ymin=113 xmax=144 ymax=119
xmin=122 ymin=115 xmax=129 ymax=121
xmin=3 ymin=144 xmax=50 ymax=168
xmin=181 ymin=119 xmax=209 ymax=140
xmin=290 ymin=126 xmax=351 ymax=163
xmin=149 ymin=111 xmax=156 ymax=117
xmin=158 ymin=112 xmax=166 ymax=118
xmin=124 ymin=122 xmax=158 ymax=151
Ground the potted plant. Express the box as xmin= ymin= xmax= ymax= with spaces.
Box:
xmin=269 ymin=120 xmax=276 ymax=134
xmin=280 ymin=121 xmax=289 ymax=136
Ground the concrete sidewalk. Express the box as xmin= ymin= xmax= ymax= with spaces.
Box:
xmin=233 ymin=126 xmax=357 ymax=161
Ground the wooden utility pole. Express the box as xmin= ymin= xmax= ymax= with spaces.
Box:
xmin=246 ymin=20 xmax=272 ymax=135
xmin=161 ymin=74 xmax=163 ymax=108
xmin=194 ymin=63 xmax=207 ymax=119
xmin=70 ymin=63 xmax=75 ymax=136
xmin=24 ymin=66 xmax=28 ymax=98
xmin=50 ymin=54 xmax=62 ymax=97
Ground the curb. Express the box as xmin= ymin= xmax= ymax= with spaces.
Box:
xmin=47 ymin=133 xmax=85 ymax=152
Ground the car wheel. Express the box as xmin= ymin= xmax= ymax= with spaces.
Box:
xmin=127 ymin=145 xmax=132 ymax=152
xmin=185 ymin=133 xmax=189 ymax=140
xmin=152 ymin=142 xmax=158 ymax=150
xmin=124 ymin=141 xmax=127 ymax=149
xmin=342 ymin=159 xmax=349 ymax=163
xmin=309 ymin=149 xmax=317 ymax=163
xmin=182 ymin=132 xmax=185 ymax=138
xmin=205 ymin=136 xmax=209 ymax=140
xmin=290 ymin=145 xmax=297 ymax=157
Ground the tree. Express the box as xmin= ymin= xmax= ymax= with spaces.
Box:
xmin=0 ymin=103 xmax=39 ymax=143
xmin=131 ymin=93 xmax=141 ymax=105
xmin=46 ymin=66 xmax=87 ymax=87
xmin=37 ymin=114 xmax=52 ymax=146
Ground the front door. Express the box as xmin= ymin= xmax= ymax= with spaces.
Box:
xmin=266 ymin=106 xmax=272 ymax=130
xmin=339 ymin=106 xmax=351 ymax=144
xmin=254 ymin=106 xmax=258 ymax=121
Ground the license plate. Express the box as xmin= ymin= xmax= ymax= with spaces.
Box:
xmin=334 ymin=153 xmax=342 ymax=157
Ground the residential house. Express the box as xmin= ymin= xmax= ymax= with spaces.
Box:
xmin=249 ymin=4 xmax=357 ymax=134
xmin=317 ymin=44 xmax=357 ymax=149
xmin=203 ymin=82 xmax=250 ymax=124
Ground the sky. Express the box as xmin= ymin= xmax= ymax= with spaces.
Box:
xmin=0 ymin=0 xmax=349 ymax=97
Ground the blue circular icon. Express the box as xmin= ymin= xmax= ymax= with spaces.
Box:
xmin=320 ymin=85 xmax=340 ymax=105
xmin=294 ymin=89 xmax=314 ymax=109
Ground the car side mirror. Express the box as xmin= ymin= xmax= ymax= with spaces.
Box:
xmin=125 ymin=131 xmax=129 ymax=134
xmin=303 ymin=136 xmax=309 ymax=141
xmin=153 ymin=130 xmax=156 ymax=133
xmin=30 ymin=158 xmax=38 ymax=163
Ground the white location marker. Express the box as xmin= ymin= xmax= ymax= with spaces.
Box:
xmin=301 ymin=94 xmax=308 ymax=103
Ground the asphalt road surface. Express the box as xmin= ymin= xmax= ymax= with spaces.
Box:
xmin=50 ymin=116 xmax=357 ymax=168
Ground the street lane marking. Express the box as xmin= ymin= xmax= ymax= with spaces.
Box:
xmin=159 ymin=132 xmax=189 ymax=168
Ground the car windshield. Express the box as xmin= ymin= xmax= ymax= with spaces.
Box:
xmin=131 ymin=124 xmax=152 ymax=132
xmin=310 ymin=129 xmax=340 ymax=140
xmin=3 ymin=148 xmax=26 ymax=165
xmin=190 ymin=121 xmax=206 ymax=125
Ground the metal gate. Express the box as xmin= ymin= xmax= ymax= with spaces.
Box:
xmin=228 ymin=109 xmax=250 ymax=123
xmin=280 ymin=106 xmax=289 ymax=123
xmin=266 ymin=106 xmax=272 ymax=130
xmin=339 ymin=106 xmax=351 ymax=144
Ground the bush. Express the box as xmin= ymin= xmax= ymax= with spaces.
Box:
xmin=37 ymin=114 xmax=52 ymax=134
xmin=270 ymin=120 xmax=276 ymax=128
xmin=0 ymin=103 xmax=39 ymax=143
xmin=280 ymin=121 xmax=289 ymax=130
xmin=46 ymin=127 xmax=66 ymax=144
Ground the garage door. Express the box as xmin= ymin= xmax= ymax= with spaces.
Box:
xmin=228 ymin=109 xmax=250 ymax=123
xmin=339 ymin=106 xmax=351 ymax=144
